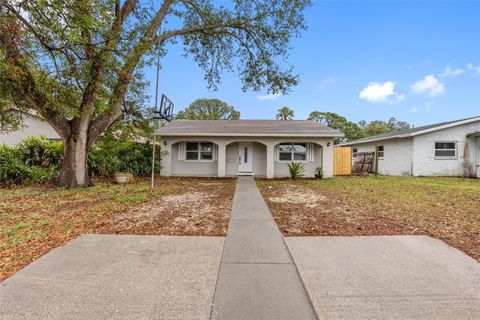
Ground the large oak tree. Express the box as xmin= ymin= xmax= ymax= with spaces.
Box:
xmin=176 ymin=98 xmax=240 ymax=120
xmin=0 ymin=0 xmax=311 ymax=186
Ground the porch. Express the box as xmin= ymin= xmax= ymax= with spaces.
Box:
xmin=159 ymin=137 xmax=334 ymax=178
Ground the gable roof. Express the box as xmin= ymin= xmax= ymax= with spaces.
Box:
xmin=341 ymin=115 xmax=480 ymax=146
xmin=156 ymin=119 xmax=343 ymax=137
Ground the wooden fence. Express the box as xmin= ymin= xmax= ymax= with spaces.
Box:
xmin=334 ymin=146 xmax=352 ymax=176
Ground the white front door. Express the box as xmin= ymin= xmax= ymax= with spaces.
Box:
xmin=238 ymin=142 xmax=253 ymax=173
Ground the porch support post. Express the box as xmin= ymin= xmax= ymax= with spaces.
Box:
xmin=323 ymin=139 xmax=334 ymax=178
xmin=217 ymin=143 xmax=226 ymax=177
xmin=266 ymin=143 xmax=275 ymax=179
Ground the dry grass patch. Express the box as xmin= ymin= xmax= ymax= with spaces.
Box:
xmin=258 ymin=176 xmax=480 ymax=261
xmin=0 ymin=177 xmax=235 ymax=281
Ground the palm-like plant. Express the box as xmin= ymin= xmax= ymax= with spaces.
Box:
xmin=276 ymin=106 xmax=294 ymax=120
xmin=288 ymin=162 xmax=305 ymax=179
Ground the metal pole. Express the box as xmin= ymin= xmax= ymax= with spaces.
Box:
xmin=150 ymin=36 xmax=161 ymax=191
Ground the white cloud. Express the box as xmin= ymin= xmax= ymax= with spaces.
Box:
xmin=410 ymin=107 xmax=418 ymax=113
xmin=358 ymin=81 xmax=397 ymax=103
xmin=439 ymin=66 xmax=464 ymax=78
xmin=467 ymin=63 xmax=480 ymax=75
xmin=411 ymin=75 xmax=445 ymax=97
xmin=396 ymin=94 xmax=406 ymax=102
xmin=256 ymin=93 xmax=281 ymax=101
xmin=318 ymin=77 xmax=335 ymax=90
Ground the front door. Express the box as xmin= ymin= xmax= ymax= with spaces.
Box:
xmin=238 ymin=143 xmax=253 ymax=173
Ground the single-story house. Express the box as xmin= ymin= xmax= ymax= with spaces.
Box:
xmin=341 ymin=116 xmax=480 ymax=177
xmin=0 ymin=110 xmax=60 ymax=146
xmin=155 ymin=120 xmax=343 ymax=178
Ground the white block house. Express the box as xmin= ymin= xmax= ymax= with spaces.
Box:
xmin=341 ymin=116 xmax=480 ymax=177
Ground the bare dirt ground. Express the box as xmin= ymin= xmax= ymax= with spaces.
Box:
xmin=0 ymin=177 xmax=236 ymax=281
xmin=257 ymin=176 xmax=480 ymax=261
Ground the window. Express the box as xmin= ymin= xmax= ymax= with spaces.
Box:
xmin=352 ymin=147 xmax=358 ymax=159
xmin=185 ymin=142 xmax=214 ymax=161
xmin=278 ymin=143 xmax=307 ymax=161
xmin=435 ymin=142 xmax=457 ymax=158
xmin=377 ymin=145 xmax=384 ymax=159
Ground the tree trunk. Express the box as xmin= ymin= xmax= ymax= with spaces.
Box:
xmin=58 ymin=131 xmax=90 ymax=187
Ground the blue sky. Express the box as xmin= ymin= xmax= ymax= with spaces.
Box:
xmin=146 ymin=0 xmax=480 ymax=126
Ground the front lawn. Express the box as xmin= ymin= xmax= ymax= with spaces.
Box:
xmin=0 ymin=177 xmax=236 ymax=282
xmin=258 ymin=176 xmax=480 ymax=261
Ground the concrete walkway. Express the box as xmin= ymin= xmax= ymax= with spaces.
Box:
xmin=210 ymin=176 xmax=317 ymax=319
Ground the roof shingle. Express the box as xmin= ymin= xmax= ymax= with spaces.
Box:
xmin=155 ymin=119 xmax=343 ymax=137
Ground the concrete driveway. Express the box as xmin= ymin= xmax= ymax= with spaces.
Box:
xmin=0 ymin=235 xmax=224 ymax=320
xmin=287 ymin=236 xmax=480 ymax=320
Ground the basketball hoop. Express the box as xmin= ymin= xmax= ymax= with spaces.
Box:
xmin=155 ymin=94 xmax=174 ymax=122
xmin=151 ymin=94 xmax=174 ymax=191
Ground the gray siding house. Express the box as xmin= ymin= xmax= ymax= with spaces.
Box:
xmin=342 ymin=116 xmax=480 ymax=177
xmin=155 ymin=120 xmax=343 ymax=178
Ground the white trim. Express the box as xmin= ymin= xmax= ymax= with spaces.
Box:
xmin=308 ymin=143 xmax=315 ymax=161
xmin=340 ymin=116 xmax=480 ymax=146
xmin=178 ymin=142 xmax=185 ymax=161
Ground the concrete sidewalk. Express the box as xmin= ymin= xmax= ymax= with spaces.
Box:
xmin=210 ymin=176 xmax=317 ymax=320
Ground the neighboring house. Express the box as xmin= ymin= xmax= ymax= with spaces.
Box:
xmin=155 ymin=120 xmax=343 ymax=178
xmin=342 ymin=116 xmax=480 ymax=177
xmin=0 ymin=110 xmax=60 ymax=146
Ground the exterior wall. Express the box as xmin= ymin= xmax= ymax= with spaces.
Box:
xmin=225 ymin=143 xmax=239 ymax=176
xmin=353 ymin=138 xmax=413 ymax=176
xmin=0 ymin=113 xmax=60 ymax=146
xmin=348 ymin=120 xmax=480 ymax=177
xmin=252 ymin=143 xmax=267 ymax=177
xmin=160 ymin=136 xmax=335 ymax=178
xmin=476 ymin=137 xmax=480 ymax=177
xmin=412 ymin=122 xmax=480 ymax=177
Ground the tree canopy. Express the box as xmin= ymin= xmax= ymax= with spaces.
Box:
xmin=0 ymin=0 xmax=311 ymax=186
xmin=308 ymin=111 xmax=411 ymax=143
xmin=276 ymin=106 xmax=294 ymax=120
xmin=176 ymin=98 xmax=240 ymax=120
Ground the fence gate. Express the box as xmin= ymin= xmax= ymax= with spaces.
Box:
xmin=334 ymin=146 xmax=352 ymax=176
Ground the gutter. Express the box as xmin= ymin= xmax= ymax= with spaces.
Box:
xmin=154 ymin=132 xmax=344 ymax=138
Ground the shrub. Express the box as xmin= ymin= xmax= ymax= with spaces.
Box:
xmin=1 ymin=134 xmax=159 ymax=186
xmin=288 ymin=162 xmax=305 ymax=179
xmin=88 ymin=139 xmax=160 ymax=177
xmin=0 ymin=144 xmax=30 ymax=185
xmin=0 ymin=143 xmax=57 ymax=185
xmin=16 ymin=136 xmax=63 ymax=168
